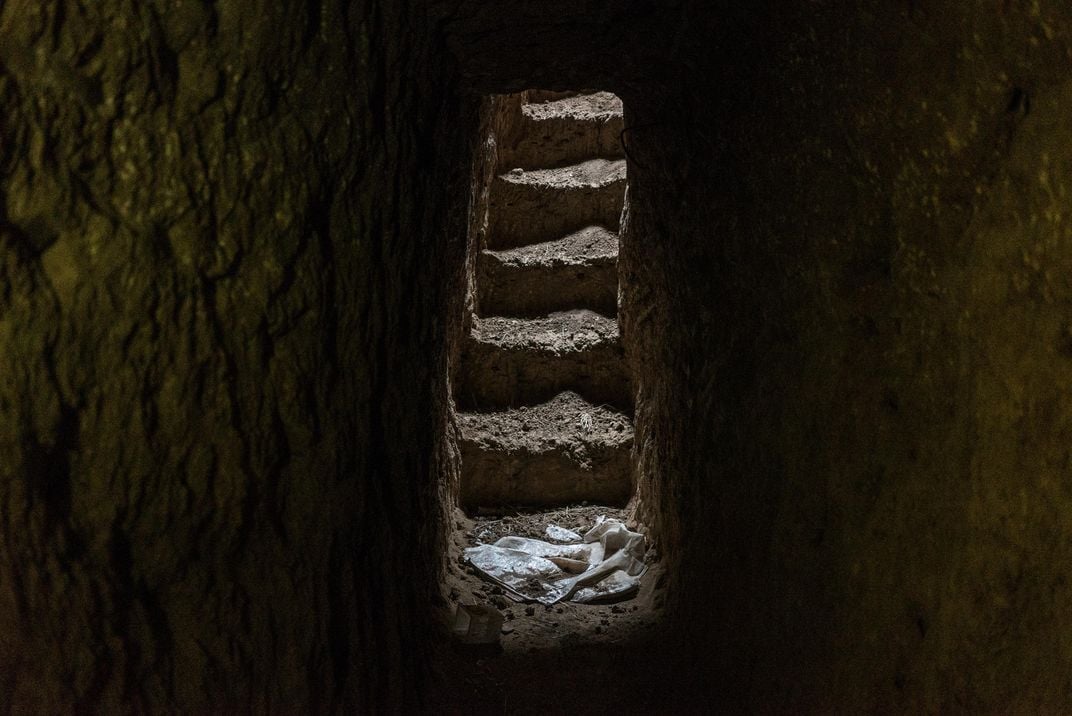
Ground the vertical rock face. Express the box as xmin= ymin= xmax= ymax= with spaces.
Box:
xmin=0 ymin=0 xmax=475 ymax=711
xmin=616 ymin=1 xmax=1072 ymax=710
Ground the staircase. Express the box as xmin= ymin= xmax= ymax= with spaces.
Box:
xmin=456 ymin=91 xmax=633 ymax=510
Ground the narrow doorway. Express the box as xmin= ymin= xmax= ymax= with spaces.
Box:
xmin=445 ymin=90 xmax=661 ymax=653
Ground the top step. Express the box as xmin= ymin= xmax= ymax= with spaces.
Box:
xmin=523 ymin=92 xmax=623 ymax=123
xmin=499 ymin=92 xmax=626 ymax=170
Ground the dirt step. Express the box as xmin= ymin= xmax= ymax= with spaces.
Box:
xmin=456 ymin=310 xmax=631 ymax=412
xmin=458 ymin=391 xmax=634 ymax=508
xmin=488 ymin=159 xmax=626 ymax=250
xmin=500 ymin=92 xmax=625 ymax=170
xmin=479 ymin=226 xmax=619 ymax=318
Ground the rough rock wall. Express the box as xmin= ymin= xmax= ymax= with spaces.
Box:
xmin=451 ymin=93 xmax=515 ymax=385
xmin=620 ymin=0 xmax=1072 ymax=710
xmin=0 ymin=0 xmax=475 ymax=711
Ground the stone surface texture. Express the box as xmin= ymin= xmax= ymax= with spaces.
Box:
xmin=0 ymin=0 xmax=473 ymax=712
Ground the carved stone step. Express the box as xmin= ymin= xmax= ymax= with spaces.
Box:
xmin=487 ymin=159 xmax=626 ymax=250
xmin=500 ymin=92 xmax=625 ymax=169
xmin=456 ymin=310 xmax=631 ymax=412
xmin=479 ymin=226 xmax=618 ymax=318
xmin=458 ymin=391 xmax=633 ymax=508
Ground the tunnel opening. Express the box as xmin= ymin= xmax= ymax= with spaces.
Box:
xmin=437 ymin=89 xmax=666 ymax=668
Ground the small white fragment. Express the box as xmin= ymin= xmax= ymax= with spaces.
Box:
xmin=545 ymin=524 xmax=583 ymax=543
xmin=578 ymin=413 xmax=593 ymax=431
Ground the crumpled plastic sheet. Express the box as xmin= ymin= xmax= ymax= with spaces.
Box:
xmin=464 ymin=516 xmax=647 ymax=604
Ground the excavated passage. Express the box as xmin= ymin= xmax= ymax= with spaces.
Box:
xmin=446 ymin=90 xmax=653 ymax=658
xmin=12 ymin=3 xmax=1072 ymax=712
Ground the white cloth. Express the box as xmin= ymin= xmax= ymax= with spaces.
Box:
xmin=464 ymin=516 xmax=647 ymax=604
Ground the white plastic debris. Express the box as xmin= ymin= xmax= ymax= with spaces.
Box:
xmin=464 ymin=517 xmax=647 ymax=605
xmin=544 ymin=523 xmax=583 ymax=543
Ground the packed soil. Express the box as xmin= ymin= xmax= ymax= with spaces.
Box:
xmin=503 ymin=92 xmax=625 ymax=170
xmin=467 ymin=503 xmax=631 ymax=537
xmin=456 ymin=392 xmax=634 ymax=507
xmin=488 ymin=160 xmax=626 ymax=249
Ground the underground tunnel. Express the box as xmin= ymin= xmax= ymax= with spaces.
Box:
xmin=3 ymin=0 xmax=1072 ymax=713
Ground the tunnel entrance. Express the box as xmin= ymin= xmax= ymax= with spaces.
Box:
xmin=441 ymin=90 xmax=661 ymax=659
